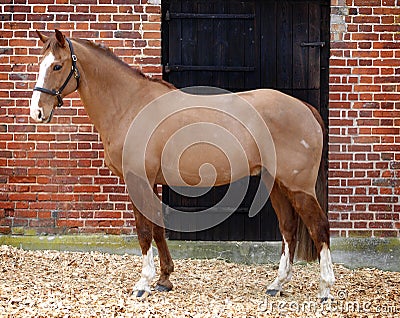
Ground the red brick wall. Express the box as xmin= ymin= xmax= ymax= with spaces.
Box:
xmin=0 ymin=0 xmax=162 ymax=235
xmin=0 ymin=1 xmax=399 ymax=237
xmin=329 ymin=0 xmax=400 ymax=237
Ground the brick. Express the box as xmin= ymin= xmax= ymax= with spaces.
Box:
xmin=94 ymin=211 xmax=122 ymax=219
xmin=372 ymin=127 xmax=400 ymax=135
xmin=57 ymin=220 xmax=84 ymax=228
xmin=74 ymin=185 xmax=101 ymax=193
xmin=90 ymin=23 xmax=117 ymax=30
xmin=374 ymin=25 xmax=400 ymax=33
xmin=352 ymin=51 xmax=379 ymax=59
xmin=369 ymin=221 xmax=394 ymax=228
xmin=9 ymin=176 xmax=36 ymax=183
xmin=115 ymin=31 xmax=141 ymax=39
xmin=347 ymin=230 xmax=373 ymax=237
xmin=351 ymin=33 xmax=379 ymax=41
xmin=354 ymin=85 xmax=381 ymax=92
xmin=350 ymin=213 xmax=374 ymax=220
xmin=90 ymin=6 xmax=118 ymax=13
xmin=69 ymin=14 xmax=96 ymax=22
xmin=373 ymin=230 xmax=399 ymax=237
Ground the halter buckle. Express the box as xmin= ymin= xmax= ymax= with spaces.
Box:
xmin=71 ymin=54 xmax=77 ymax=62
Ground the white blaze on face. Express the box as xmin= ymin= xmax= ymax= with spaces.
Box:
xmin=30 ymin=52 xmax=55 ymax=121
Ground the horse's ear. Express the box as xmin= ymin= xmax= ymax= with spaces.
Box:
xmin=36 ymin=30 xmax=49 ymax=43
xmin=55 ymin=29 xmax=66 ymax=47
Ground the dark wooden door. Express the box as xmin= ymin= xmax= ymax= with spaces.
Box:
xmin=161 ymin=0 xmax=330 ymax=241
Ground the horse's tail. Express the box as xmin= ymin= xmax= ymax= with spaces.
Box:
xmin=296 ymin=102 xmax=326 ymax=262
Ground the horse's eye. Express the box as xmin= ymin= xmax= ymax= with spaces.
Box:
xmin=53 ymin=65 xmax=62 ymax=71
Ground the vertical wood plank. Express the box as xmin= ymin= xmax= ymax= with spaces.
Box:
xmin=167 ymin=0 xmax=182 ymax=86
xmin=197 ymin=1 xmax=214 ymax=87
xmin=229 ymin=212 xmax=245 ymax=241
xmin=276 ymin=1 xmax=293 ymax=89
xmin=244 ymin=1 xmax=258 ymax=90
xmin=227 ymin=1 xmax=245 ymax=91
xmin=181 ymin=0 xmax=197 ymax=88
xmin=213 ymin=0 xmax=228 ymax=89
xmin=292 ymin=2 xmax=309 ymax=90
xmin=308 ymin=2 xmax=321 ymax=92
xmin=292 ymin=89 xmax=308 ymax=102
xmin=260 ymin=0 xmax=277 ymax=88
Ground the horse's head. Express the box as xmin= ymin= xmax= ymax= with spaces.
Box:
xmin=31 ymin=29 xmax=80 ymax=123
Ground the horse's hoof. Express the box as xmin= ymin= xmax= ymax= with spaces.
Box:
xmin=320 ymin=297 xmax=328 ymax=303
xmin=136 ymin=290 xmax=150 ymax=299
xmin=155 ymin=284 xmax=172 ymax=292
xmin=266 ymin=289 xmax=281 ymax=297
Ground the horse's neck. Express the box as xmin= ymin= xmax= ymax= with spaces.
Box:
xmin=73 ymin=40 xmax=172 ymax=175
xmin=74 ymin=40 xmax=171 ymax=137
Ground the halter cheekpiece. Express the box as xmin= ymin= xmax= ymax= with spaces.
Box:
xmin=33 ymin=38 xmax=80 ymax=108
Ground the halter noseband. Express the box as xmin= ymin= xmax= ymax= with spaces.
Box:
xmin=33 ymin=38 xmax=80 ymax=108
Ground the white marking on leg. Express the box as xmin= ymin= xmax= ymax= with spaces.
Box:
xmin=300 ymin=139 xmax=310 ymax=149
xmin=30 ymin=53 xmax=55 ymax=121
xmin=133 ymin=246 xmax=156 ymax=294
xmin=318 ymin=243 xmax=335 ymax=299
xmin=267 ymin=238 xmax=292 ymax=292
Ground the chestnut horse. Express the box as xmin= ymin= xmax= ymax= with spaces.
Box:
xmin=30 ymin=30 xmax=335 ymax=300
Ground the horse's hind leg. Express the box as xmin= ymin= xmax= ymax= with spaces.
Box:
xmin=153 ymin=224 xmax=174 ymax=292
xmin=132 ymin=207 xmax=156 ymax=298
xmin=266 ymin=182 xmax=298 ymax=296
xmin=289 ymin=189 xmax=335 ymax=300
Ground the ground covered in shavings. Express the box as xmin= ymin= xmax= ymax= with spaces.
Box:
xmin=0 ymin=245 xmax=399 ymax=317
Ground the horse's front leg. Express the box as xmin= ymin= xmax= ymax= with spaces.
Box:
xmin=133 ymin=208 xmax=156 ymax=298
xmin=151 ymin=185 xmax=174 ymax=292
xmin=153 ymin=224 xmax=174 ymax=292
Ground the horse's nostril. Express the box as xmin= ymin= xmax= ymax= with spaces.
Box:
xmin=37 ymin=109 xmax=42 ymax=120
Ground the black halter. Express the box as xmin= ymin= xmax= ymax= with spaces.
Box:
xmin=34 ymin=38 xmax=80 ymax=108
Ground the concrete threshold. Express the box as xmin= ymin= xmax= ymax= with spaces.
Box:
xmin=0 ymin=235 xmax=398 ymax=272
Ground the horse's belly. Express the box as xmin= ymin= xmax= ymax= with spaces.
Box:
xmin=157 ymin=143 xmax=261 ymax=187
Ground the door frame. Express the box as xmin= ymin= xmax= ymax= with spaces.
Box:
xmin=160 ymin=0 xmax=331 ymax=239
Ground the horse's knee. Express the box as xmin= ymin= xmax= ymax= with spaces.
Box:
xmin=152 ymin=224 xmax=174 ymax=275
xmin=152 ymin=224 xmax=166 ymax=241
xmin=136 ymin=228 xmax=153 ymax=253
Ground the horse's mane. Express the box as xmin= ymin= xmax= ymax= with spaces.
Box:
xmin=60 ymin=37 xmax=175 ymax=90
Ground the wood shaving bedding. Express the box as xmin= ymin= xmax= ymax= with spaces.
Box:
xmin=0 ymin=245 xmax=399 ymax=317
